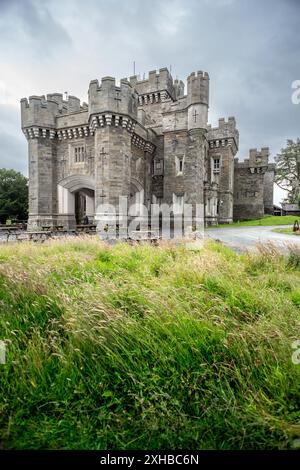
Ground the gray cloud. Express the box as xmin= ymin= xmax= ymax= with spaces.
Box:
xmin=0 ymin=0 xmax=299 ymax=204
xmin=0 ymin=0 xmax=72 ymax=56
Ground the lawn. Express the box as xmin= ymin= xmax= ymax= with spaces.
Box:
xmin=210 ymin=215 xmax=300 ymax=228
xmin=0 ymin=237 xmax=300 ymax=450
xmin=273 ymin=228 xmax=300 ymax=236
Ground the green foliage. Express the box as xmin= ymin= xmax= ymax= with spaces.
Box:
xmin=0 ymin=239 xmax=300 ymax=450
xmin=0 ymin=168 xmax=28 ymax=224
xmin=275 ymin=139 xmax=300 ymax=203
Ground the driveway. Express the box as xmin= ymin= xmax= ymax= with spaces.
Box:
xmin=205 ymin=225 xmax=300 ymax=253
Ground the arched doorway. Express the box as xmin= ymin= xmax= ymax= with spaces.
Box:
xmin=57 ymin=175 xmax=96 ymax=229
xmin=75 ymin=188 xmax=95 ymax=224
xmin=129 ymin=179 xmax=144 ymax=212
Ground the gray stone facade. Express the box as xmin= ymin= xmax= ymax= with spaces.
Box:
xmin=21 ymin=67 xmax=275 ymax=232
xmin=233 ymin=148 xmax=275 ymax=221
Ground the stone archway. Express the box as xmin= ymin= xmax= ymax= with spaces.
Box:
xmin=129 ymin=178 xmax=144 ymax=209
xmin=57 ymin=175 xmax=96 ymax=229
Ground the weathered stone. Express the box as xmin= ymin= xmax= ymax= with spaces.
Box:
xmin=20 ymin=68 xmax=274 ymax=232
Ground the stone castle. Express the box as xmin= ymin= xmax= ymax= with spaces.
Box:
xmin=21 ymin=67 xmax=275 ymax=232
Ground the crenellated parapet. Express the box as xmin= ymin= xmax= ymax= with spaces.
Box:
xmin=21 ymin=94 xmax=86 ymax=131
xmin=137 ymin=90 xmax=170 ymax=106
xmin=186 ymin=71 xmax=209 ymax=131
xmin=207 ymin=117 xmax=239 ymax=153
xmin=235 ymin=147 xmax=270 ymax=174
xmin=130 ymin=68 xmax=176 ymax=102
xmin=88 ymin=77 xmax=138 ymax=120
xmin=89 ymin=113 xmax=136 ymax=133
xmin=187 ymin=71 xmax=209 ymax=107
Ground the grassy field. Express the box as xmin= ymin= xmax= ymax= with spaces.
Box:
xmin=210 ymin=215 xmax=300 ymax=228
xmin=273 ymin=228 xmax=300 ymax=236
xmin=0 ymin=238 xmax=300 ymax=450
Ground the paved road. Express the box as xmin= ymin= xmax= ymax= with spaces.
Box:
xmin=205 ymin=225 xmax=300 ymax=253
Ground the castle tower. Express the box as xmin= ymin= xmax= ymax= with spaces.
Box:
xmin=21 ymin=96 xmax=59 ymax=230
xmin=88 ymin=77 xmax=138 ymax=227
xmin=207 ymin=117 xmax=239 ymax=224
xmin=21 ymin=75 xmax=156 ymax=234
xmin=233 ymin=147 xmax=272 ymax=220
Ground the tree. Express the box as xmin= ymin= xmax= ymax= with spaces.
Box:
xmin=0 ymin=169 xmax=28 ymax=224
xmin=275 ymin=139 xmax=300 ymax=203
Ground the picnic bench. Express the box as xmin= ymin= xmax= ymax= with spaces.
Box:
xmin=76 ymin=224 xmax=97 ymax=233
xmin=41 ymin=225 xmax=67 ymax=232
xmin=0 ymin=225 xmax=22 ymax=232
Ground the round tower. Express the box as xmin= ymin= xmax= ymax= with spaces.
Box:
xmin=187 ymin=71 xmax=209 ymax=130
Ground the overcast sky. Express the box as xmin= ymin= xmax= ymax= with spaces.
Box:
xmin=0 ymin=0 xmax=299 ymax=204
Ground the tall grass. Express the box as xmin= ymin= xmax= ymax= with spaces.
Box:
xmin=0 ymin=237 xmax=299 ymax=449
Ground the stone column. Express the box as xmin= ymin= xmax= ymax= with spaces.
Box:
xmin=27 ymin=135 xmax=56 ymax=231
xmin=94 ymin=125 xmax=132 ymax=235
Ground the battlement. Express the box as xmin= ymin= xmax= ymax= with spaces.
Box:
xmin=187 ymin=70 xmax=209 ymax=106
xmin=129 ymin=67 xmax=176 ymax=101
xmin=207 ymin=116 xmax=239 ymax=149
xmin=88 ymin=76 xmax=138 ymax=119
xmin=187 ymin=70 xmax=209 ymax=80
xmin=207 ymin=117 xmax=237 ymax=131
xmin=21 ymin=93 xmax=85 ymax=129
xmin=235 ymin=147 xmax=270 ymax=169
xmin=249 ymin=147 xmax=269 ymax=167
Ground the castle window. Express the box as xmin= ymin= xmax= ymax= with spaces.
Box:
xmin=153 ymin=159 xmax=163 ymax=175
xmin=213 ymin=158 xmax=220 ymax=172
xmin=75 ymin=146 xmax=85 ymax=163
xmin=175 ymin=155 xmax=184 ymax=175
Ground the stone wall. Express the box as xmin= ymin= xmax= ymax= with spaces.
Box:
xmin=233 ymin=148 xmax=272 ymax=221
xmin=264 ymin=164 xmax=276 ymax=214
xmin=21 ymin=67 xmax=275 ymax=233
xmin=206 ymin=117 xmax=239 ymax=223
xmin=233 ymin=165 xmax=265 ymax=220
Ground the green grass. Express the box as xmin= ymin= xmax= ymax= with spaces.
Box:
xmin=209 ymin=215 xmax=300 ymax=228
xmin=273 ymin=228 xmax=300 ymax=236
xmin=0 ymin=237 xmax=300 ymax=450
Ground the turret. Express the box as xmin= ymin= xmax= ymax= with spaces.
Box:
xmin=88 ymin=77 xmax=138 ymax=120
xmin=21 ymin=95 xmax=58 ymax=130
xmin=187 ymin=71 xmax=209 ymax=130
xmin=207 ymin=116 xmax=239 ymax=152
xmin=21 ymin=93 xmax=83 ymax=132
xmin=130 ymin=68 xmax=176 ymax=101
